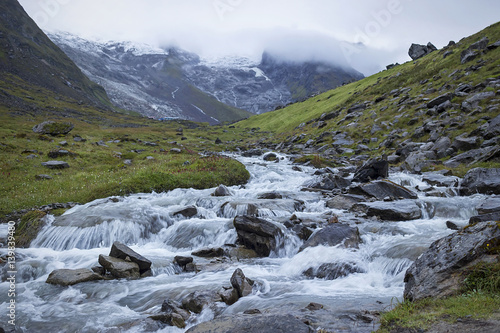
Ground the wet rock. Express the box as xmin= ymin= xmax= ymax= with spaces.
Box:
xmin=243 ymin=309 xmax=262 ymax=315
xmin=258 ymin=192 xmax=283 ymax=199
xmin=181 ymin=290 xmax=216 ymax=314
xmin=306 ymin=302 xmax=324 ymax=311
xmin=305 ymin=174 xmax=351 ymax=191
xmin=409 ymin=42 xmax=437 ymax=60
xmin=173 ymin=206 xmax=198 ymax=218
xmin=233 ymin=215 xmax=284 ymax=257
xmin=33 ymin=121 xmax=74 ymax=135
xmin=174 ymin=256 xmax=193 ymax=267
xmin=221 ymin=199 xmax=305 ymax=217
xmin=326 ymin=194 xmax=366 ymax=210
xmin=352 ymin=200 xmax=422 ymax=221
xmin=41 ymin=161 xmax=69 ymax=169
xmin=299 ymin=223 xmax=361 ymax=251
xmin=213 ymin=184 xmax=231 ymax=197
xmin=469 ymin=212 xmax=500 ymax=224
xmin=303 ymin=262 xmax=364 ymax=280
xmin=149 ymin=313 xmax=186 ymax=329
xmin=191 ymin=247 xmax=224 ymax=258
xmin=109 ymin=241 xmax=152 ymax=274
xmin=446 ymin=221 xmax=460 ymax=230
xmin=46 ymin=268 xmax=103 ymax=286
xmin=161 ymin=299 xmax=191 ymax=321
xmin=459 ymin=168 xmax=500 ymax=196
xmin=185 ymin=314 xmax=314 ymax=333
xmin=422 ymin=172 xmax=459 ymax=187
xmin=470 ymin=196 xmax=500 ymax=223
xmin=241 ymin=148 xmax=263 ymax=157
xmin=98 ymin=255 xmax=140 ymax=279
xmin=404 ymin=221 xmax=500 ymax=301
xmin=263 ymin=152 xmax=278 ymax=161
xmin=292 ymin=224 xmax=314 ymax=241
xmin=231 ymin=268 xmax=254 ymax=297
xmin=349 ymin=180 xmax=417 ymax=201
xmin=219 ymin=286 xmax=239 ymax=305
xmin=352 ymin=158 xmax=388 ymax=183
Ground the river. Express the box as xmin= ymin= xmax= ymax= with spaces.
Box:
xmin=0 ymin=154 xmax=485 ymax=332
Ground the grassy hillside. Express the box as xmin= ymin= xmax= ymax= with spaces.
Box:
xmin=236 ymin=22 xmax=500 ymax=166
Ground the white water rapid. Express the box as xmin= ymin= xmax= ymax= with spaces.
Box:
xmin=0 ymin=154 xmax=485 ymax=332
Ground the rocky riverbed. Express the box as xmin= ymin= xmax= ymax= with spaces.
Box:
xmin=0 ymin=153 xmax=499 ymax=333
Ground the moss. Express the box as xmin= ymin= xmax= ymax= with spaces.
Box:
xmin=16 ymin=210 xmax=47 ymax=248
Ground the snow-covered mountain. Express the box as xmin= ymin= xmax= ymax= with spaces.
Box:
xmin=48 ymin=32 xmax=364 ymax=122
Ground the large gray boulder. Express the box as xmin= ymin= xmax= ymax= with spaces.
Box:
xmin=408 ymin=42 xmax=437 ymax=60
xmin=303 ymin=262 xmax=364 ymax=280
xmin=348 ymin=180 xmax=417 ymax=200
xmin=186 ymin=314 xmax=314 ymax=333
xmin=352 ymin=200 xmax=422 ymax=221
xmin=299 ymin=223 xmax=361 ymax=251
xmin=46 ymin=268 xmax=103 ymax=286
xmin=109 ymin=241 xmax=152 ymax=275
xmin=404 ymin=221 xmax=500 ymax=301
xmin=469 ymin=196 xmax=500 ymax=223
xmin=305 ymin=174 xmax=351 ymax=191
xmin=98 ymin=254 xmax=140 ymax=279
xmin=233 ymin=216 xmax=284 ymax=256
xmin=459 ymin=168 xmax=500 ymax=196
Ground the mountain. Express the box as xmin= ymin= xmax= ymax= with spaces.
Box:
xmin=0 ymin=0 xmax=113 ymax=112
xmin=236 ymin=22 xmax=500 ymax=172
xmin=47 ymin=32 xmax=363 ymax=120
xmin=48 ymin=32 xmax=252 ymax=124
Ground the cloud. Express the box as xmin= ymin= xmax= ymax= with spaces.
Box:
xmin=18 ymin=0 xmax=500 ymax=75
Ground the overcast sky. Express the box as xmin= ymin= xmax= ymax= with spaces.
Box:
xmin=18 ymin=0 xmax=500 ymax=75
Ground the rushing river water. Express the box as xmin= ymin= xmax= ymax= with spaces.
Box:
xmin=0 ymin=154 xmax=486 ymax=332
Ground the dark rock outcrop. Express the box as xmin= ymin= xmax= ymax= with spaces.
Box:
xmin=191 ymin=247 xmax=224 ymax=258
xmin=404 ymin=221 xmax=500 ymax=301
xmin=230 ymin=268 xmax=254 ymax=298
xmin=305 ymin=174 xmax=351 ymax=191
xmin=299 ymin=223 xmax=361 ymax=251
xmin=233 ymin=216 xmax=283 ymax=256
xmin=459 ymin=168 xmax=500 ymax=196
xmin=409 ymin=42 xmax=437 ymax=60
xmin=46 ymin=268 xmax=103 ymax=286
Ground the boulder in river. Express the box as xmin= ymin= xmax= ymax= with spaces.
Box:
xmin=98 ymin=255 xmax=140 ymax=279
xmin=326 ymin=194 xmax=366 ymax=210
xmin=299 ymin=223 xmax=362 ymax=251
xmin=459 ymin=168 xmax=500 ymax=196
xmin=352 ymin=158 xmax=388 ymax=183
xmin=303 ymin=262 xmax=364 ymax=280
xmin=109 ymin=241 xmax=152 ymax=275
xmin=230 ymin=268 xmax=254 ymax=298
xmin=348 ymin=180 xmax=417 ymax=200
xmin=213 ymin=184 xmax=232 ymax=197
xmin=305 ymin=174 xmax=351 ymax=191
xmin=191 ymin=247 xmax=224 ymax=258
xmin=233 ymin=215 xmax=284 ymax=257
xmin=46 ymin=268 xmax=103 ymax=286
xmin=352 ymin=200 xmax=422 ymax=221
xmin=404 ymin=221 xmax=500 ymax=301
xmin=181 ymin=290 xmax=217 ymax=314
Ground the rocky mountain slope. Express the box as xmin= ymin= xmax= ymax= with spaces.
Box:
xmin=237 ymin=22 xmax=500 ymax=174
xmin=48 ymin=32 xmax=363 ymax=121
xmin=0 ymin=0 xmax=114 ymax=113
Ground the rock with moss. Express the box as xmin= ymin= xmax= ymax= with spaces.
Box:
xmin=403 ymin=221 xmax=500 ymax=301
xmin=32 ymin=121 xmax=74 ymax=136
xmin=16 ymin=210 xmax=47 ymax=248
